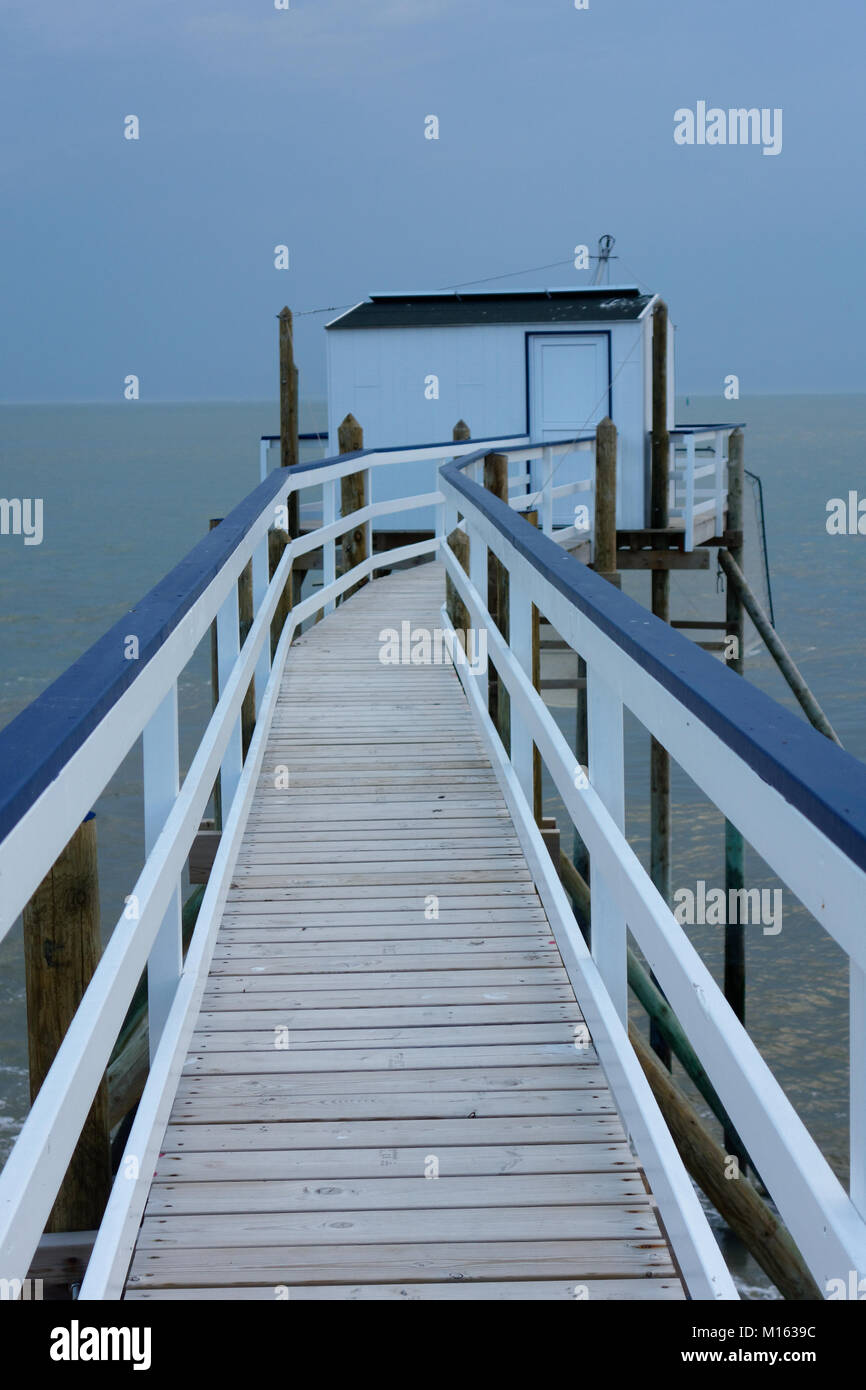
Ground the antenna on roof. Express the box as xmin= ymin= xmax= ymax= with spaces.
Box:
xmin=590 ymin=235 xmax=617 ymax=286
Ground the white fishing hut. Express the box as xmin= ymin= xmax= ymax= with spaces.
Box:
xmin=324 ymin=286 xmax=673 ymax=530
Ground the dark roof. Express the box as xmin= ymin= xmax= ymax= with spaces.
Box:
xmin=327 ymin=287 xmax=653 ymax=330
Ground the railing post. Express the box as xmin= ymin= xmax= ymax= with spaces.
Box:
xmin=684 ymin=434 xmax=696 ymax=552
xmin=322 ymin=477 xmax=337 ymax=615
xmin=142 ymin=683 xmax=183 ymax=1060
xmin=508 ymin=560 xmax=534 ymax=808
xmin=467 ymin=519 xmax=489 ymax=712
xmin=541 ymin=446 xmax=554 ymax=535
xmin=216 ymin=585 xmax=243 ymax=811
xmin=715 ymin=430 xmax=726 ymax=537
xmin=851 ymin=962 xmax=866 ymax=1216
xmin=259 ymin=438 xmax=269 ymax=483
xmin=586 ymin=671 xmax=627 ymax=1025
xmin=22 ymin=813 xmax=112 ymax=1232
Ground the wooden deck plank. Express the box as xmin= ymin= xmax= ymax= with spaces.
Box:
xmin=154 ymin=1143 xmax=637 ymax=1182
xmin=125 ymin=1238 xmax=676 ymax=1287
xmin=161 ymin=1116 xmax=626 ymax=1152
xmin=171 ymin=1090 xmax=617 ymax=1124
xmin=125 ymin=1279 xmax=684 ymax=1300
xmin=124 ymin=564 xmax=683 ymax=1301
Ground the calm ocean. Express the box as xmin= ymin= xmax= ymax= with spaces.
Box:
xmin=1 ymin=394 xmax=864 ymax=1296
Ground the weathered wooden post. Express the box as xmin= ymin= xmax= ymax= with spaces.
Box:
xmin=276 ymin=306 xmax=299 ymax=624
xmin=338 ymin=413 xmax=368 ymax=598
xmin=522 ymin=509 xmax=544 ymax=825
xmin=650 ymin=300 xmax=672 ymax=1069
xmin=23 ymin=814 xmax=111 ymax=1232
xmin=484 ymin=451 xmax=510 ymax=749
xmin=724 ymin=427 xmax=747 ymax=1164
xmin=445 ymin=420 xmax=471 ymax=640
xmin=238 ymin=559 xmax=256 ymax=761
xmin=208 ymin=518 xmax=223 ymax=829
xmin=268 ymin=526 xmax=291 ymax=658
xmin=210 ymin=524 xmax=257 ymax=770
xmin=594 ymin=417 xmax=620 ymax=588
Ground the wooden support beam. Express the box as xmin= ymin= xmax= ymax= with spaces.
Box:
xmin=23 ymin=815 xmax=111 ymax=1233
xmin=718 ymin=548 xmax=842 ymax=746
xmin=672 ymin=619 xmax=729 ymax=631
xmin=630 ymin=1026 xmax=822 ymax=1301
xmin=27 ymin=1230 xmax=96 ymax=1288
xmin=616 ymin=549 xmax=710 ymax=571
xmin=617 ymin=528 xmax=685 ymax=552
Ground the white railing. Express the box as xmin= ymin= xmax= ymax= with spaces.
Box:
xmin=669 ymin=427 xmax=731 ymax=550
xmin=439 ymin=443 xmax=866 ymax=1301
xmin=0 ymin=433 xmax=523 ymax=1298
xmin=4 ymin=427 xmax=863 ymax=1302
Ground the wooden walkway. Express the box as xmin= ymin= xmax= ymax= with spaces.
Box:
xmin=124 ymin=563 xmax=684 ymax=1300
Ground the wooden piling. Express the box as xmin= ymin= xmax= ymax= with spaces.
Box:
xmin=722 ymin=427 xmax=747 ymax=1162
xmin=278 ymin=307 xmax=299 ymax=553
xmin=23 ymin=815 xmax=111 ymax=1233
xmin=208 ymin=518 xmax=222 ymax=829
xmin=277 ymin=307 xmax=299 ymax=626
xmin=520 ymin=509 xmax=545 ymax=824
xmin=483 ymin=451 xmax=510 ymax=750
xmin=445 ymin=420 xmax=472 ymax=640
xmin=719 ymin=547 xmax=843 ymax=745
xmin=445 ymin=527 xmax=470 ymax=641
xmin=338 ymin=413 xmax=368 ymax=597
xmin=650 ymin=300 xmax=672 ymax=1070
xmin=593 ymin=417 xmax=620 ymax=587
xmin=238 ymin=559 xmax=255 ymax=761
xmin=631 ymin=1026 xmax=822 ymax=1301
xmin=268 ymin=526 xmax=292 ymax=659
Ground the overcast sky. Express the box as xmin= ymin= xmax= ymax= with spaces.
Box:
xmin=1 ymin=0 xmax=863 ymax=401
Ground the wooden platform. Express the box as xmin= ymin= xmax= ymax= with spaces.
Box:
xmin=124 ymin=563 xmax=684 ymax=1300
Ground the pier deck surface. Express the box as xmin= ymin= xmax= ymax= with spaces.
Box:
xmin=124 ymin=563 xmax=684 ymax=1300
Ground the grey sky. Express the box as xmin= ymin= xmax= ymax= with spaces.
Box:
xmin=1 ymin=0 xmax=863 ymax=401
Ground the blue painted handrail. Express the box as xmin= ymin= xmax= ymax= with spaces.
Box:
xmin=0 ymin=435 xmax=523 ymax=846
xmin=440 ymin=442 xmax=866 ymax=874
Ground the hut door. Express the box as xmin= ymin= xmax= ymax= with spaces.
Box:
xmin=528 ymin=334 xmax=609 ymax=525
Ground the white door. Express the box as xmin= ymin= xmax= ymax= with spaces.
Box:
xmin=528 ymin=334 xmax=609 ymax=527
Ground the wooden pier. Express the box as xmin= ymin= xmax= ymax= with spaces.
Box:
xmin=2 ymin=426 xmax=866 ymax=1303
xmin=124 ymin=566 xmax=682 ymax=1299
